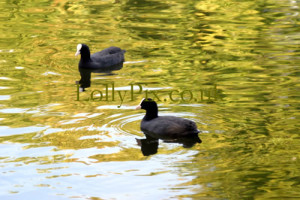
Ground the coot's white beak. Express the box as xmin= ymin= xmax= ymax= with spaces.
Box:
xmin=75 ymin=44 xmax=82 ymax=56
xmin=135 ymin=98 xmax=145 ymax=110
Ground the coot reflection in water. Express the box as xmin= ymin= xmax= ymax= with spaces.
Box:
xmin=77 ymin=62 xmax=123 ymax=91
xmin=136 ymin=133 xmax=202 ymax=156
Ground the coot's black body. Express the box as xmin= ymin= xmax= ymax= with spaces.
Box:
xmin=75 ymin=44 xmax=126 ymax=69
xmin=137 ymin=98 xmax=201 ymax=140
xmin=141 ymin=116 xmax=200 ymax=139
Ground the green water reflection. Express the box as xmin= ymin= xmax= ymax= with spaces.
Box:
xmin=0 ymin=0 xmax=299 ymax=199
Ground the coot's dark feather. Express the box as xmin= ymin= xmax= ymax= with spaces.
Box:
xmin=137 ymin=98 xmax=201 ymax=139
xmin=141 ymin=116 xmax=200 ymax=139
xmin=75 ymin=44 xmax=126 ymax=69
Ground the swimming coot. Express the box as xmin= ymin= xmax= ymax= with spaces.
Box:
xmin=75 ymin=44 xmax=126 ymax=69
xmin=136 ymin=98 xmax=201 ymax=139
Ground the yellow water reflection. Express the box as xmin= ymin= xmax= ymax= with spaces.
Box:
xmin=0 ymin=0 xmax=299 ymax=199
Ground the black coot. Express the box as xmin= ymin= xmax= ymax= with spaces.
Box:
xmin=136 ymin=98 xmax=201 ymax=140
xmin=75 ymin=44 xmax=126 ymax=69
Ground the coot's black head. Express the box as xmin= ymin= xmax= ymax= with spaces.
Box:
xmin=137 ymin=98 xmax=157 ymax=110
xmin=136 ymin=98 xmax=158 ymax=120
xmin=75 ymin=44 xmax=91 ymax=60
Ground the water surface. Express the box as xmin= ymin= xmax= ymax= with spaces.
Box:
xmin=0 ymin=0 xmax=299 ymax=199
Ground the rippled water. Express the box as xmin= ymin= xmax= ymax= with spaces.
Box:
xmin=0 ymin=0 xmax=299 ymax=199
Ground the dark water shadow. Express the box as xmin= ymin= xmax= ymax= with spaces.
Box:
xmin=136 ymin=131 xmax=202 ymax=156
xmin=77 ymin=63 xmax=123 ymax=91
